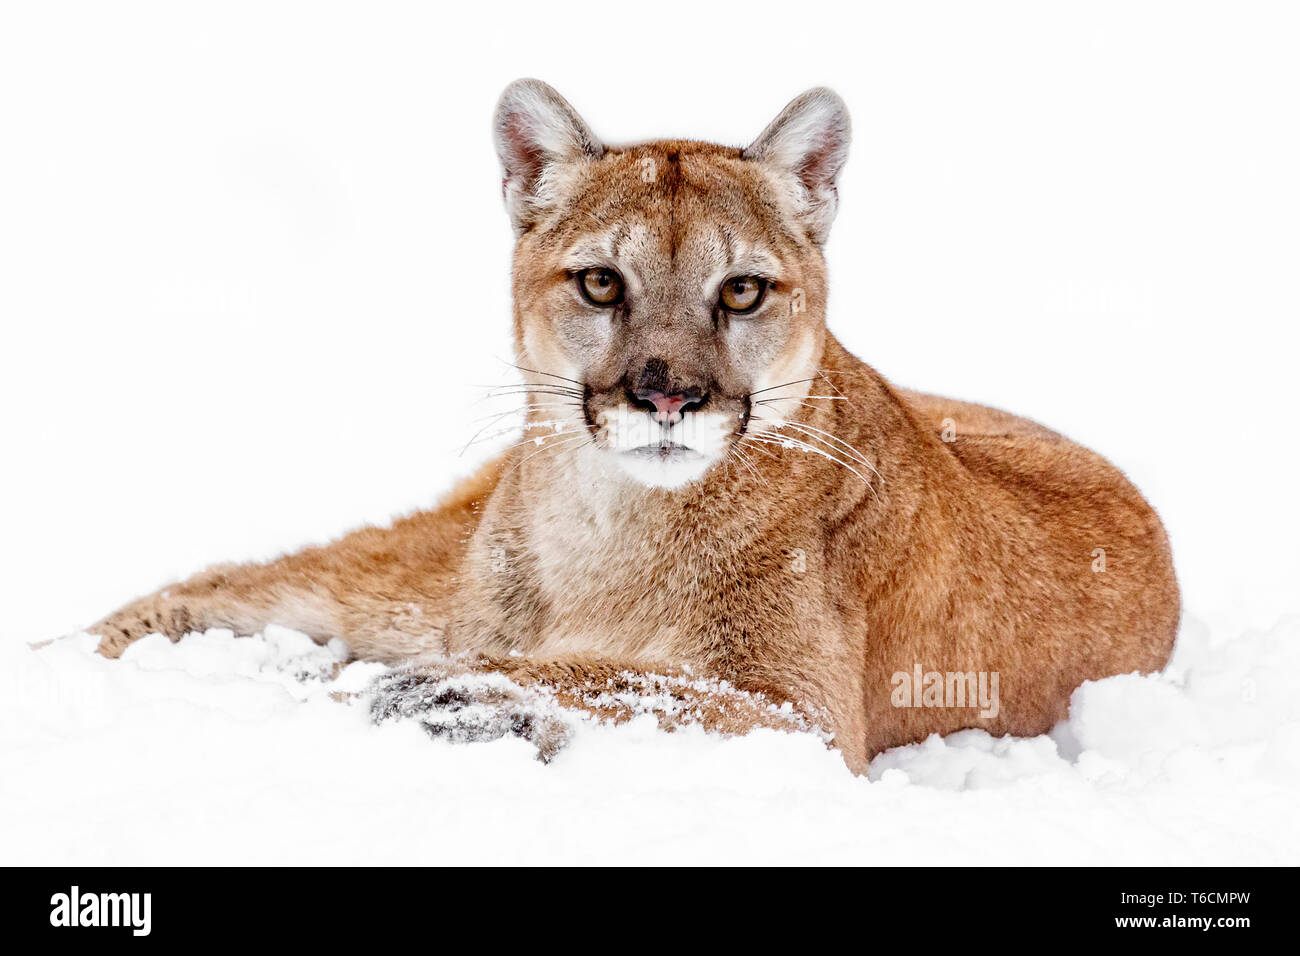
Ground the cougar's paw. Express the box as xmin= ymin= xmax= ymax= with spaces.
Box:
xmin=369 ymin=669 xmax=572 ymax=762
xmin=93 ymin=595 xmax=198 ymax=658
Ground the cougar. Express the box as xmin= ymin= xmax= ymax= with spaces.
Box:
xmin=91 ymin=80 xmax=1180 ymax=772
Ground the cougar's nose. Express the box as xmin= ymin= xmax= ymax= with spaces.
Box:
xmin=628 ymin=387 xmax=709 ymax=424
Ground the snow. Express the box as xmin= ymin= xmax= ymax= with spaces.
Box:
xmin=3 ymin=614 xmax=1297 ymax=865
xmin=3 ymin=3 xmax=1299 ymax=864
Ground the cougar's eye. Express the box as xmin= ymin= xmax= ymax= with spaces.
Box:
xmin=577 ymin=268 xmax=624 ymax=307
xmin=719 ymin=276 xmax=767 ymax=314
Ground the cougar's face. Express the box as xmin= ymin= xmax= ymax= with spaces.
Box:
xmin=494 ymin=82 xmax=849 ymax=488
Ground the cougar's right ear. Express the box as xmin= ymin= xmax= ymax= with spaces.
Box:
xmin=493 ymin=79 xmax=604 ymax=235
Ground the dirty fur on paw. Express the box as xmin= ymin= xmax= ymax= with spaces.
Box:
xmin=546 ymin=670 xmax=832 ymax=740
xmin=368 ymin=669 xmax=572 ymax=762
xmin=367 ymin=658 xmax=831 ymax=763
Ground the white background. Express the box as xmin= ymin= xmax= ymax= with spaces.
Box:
xmin=2 ymin=0 xmax=1299 ymax=867
xmin=3 ymin=1 xmax=1297 ymax=642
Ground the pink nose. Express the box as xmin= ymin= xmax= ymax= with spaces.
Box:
xmin=630 ymin=387 xmax=707 ymax=423
xmin=645 ymin=391 xmax=686 ymax=417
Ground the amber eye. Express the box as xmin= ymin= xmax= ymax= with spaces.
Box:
xmin=577 ymin=268 xmax=624 ymax=307
xmin=719 ymin=275 xmax=767 ymax=314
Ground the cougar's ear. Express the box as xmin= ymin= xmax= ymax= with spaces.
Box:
xmin=743 ymin=88 xmax=851 ymax=244
xmin=493 ymin=79 xmax=604 ymax=234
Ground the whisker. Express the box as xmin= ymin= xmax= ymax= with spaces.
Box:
xmin=499 ymin=359 xmax=585 ymax=388
xmin=476 ymin=384 xmax=584 ymax=397
xmin=815 ymin=369 xmax=856 ymax=406
xmin=779 ymin=421 xmax=885 ymax=487
xmin=463 ymin=419 xmax=583 ymax=452
xmin=744 ymin=435 xmax=879 ymax=503
xmin=466 ymin=430 xmax=578 ymax=458
xmin=471 ymin=386 xmax=585 ymax=408
xmin=742 ymin=432 xmax=881 ymax=503
xmin=755 ymin=395 xmax=847 ymax=402
xmin=749 ymin=410 xmax=882 ymax=480
xmin=745 ymin=369 xmax=854 ymax=400
xmin=754 ymin=399 xmax=832 ymax=417
xmin=740 ymin=439 xmax=780 ymax=461
xmin=746 ymin=377 xmax=822 ymax=398
xmin=553 ymin=434 xmax=596 ymax=467
xmin=461 ymin=404 xmax=582 ymax=454
xmin=729 ymin=445 xmax=766 ymax=485
xmin=468 ymin=401 xmax=580 ymax=425
xmin=769 ymin=419 xmax=876 ymax=470
xmin=502 ymin=432 xmax=592 ymax=478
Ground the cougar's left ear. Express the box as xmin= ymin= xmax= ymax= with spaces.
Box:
xmin=493 ymin=78 xmax=604 ymax=235
xmin=743 ymin=88 xmax=851 ymax=244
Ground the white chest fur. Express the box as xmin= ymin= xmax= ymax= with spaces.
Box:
xmin=520 ymin=447 xmax=700 ymax=661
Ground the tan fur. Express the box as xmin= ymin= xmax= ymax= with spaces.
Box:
xmin=92 ymin=82 xmax=1179 ymax=772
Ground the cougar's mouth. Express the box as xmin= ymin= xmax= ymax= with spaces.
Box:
xmin=621 ymin=442 xmax=706 ymax=461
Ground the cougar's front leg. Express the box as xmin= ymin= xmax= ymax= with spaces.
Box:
xmin=93 ymin=560 xmax=357 ymax=659
xmin=94 ymin=547 xmax=456 ymax=663
xmin=372 ymin=653 xmax=825 ymax=763
xmin=484 ymin=655 xmax=826 ymax=738
xmin=92 ymin=459 xmax=503 ymax=662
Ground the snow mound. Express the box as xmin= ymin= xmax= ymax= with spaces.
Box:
xmin=3 ymin=615 xmax=1298 ymax=864
xmin=871 ymin=616 xmax=1300 ymax=792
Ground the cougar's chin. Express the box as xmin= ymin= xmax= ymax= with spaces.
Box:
xmin=612 ymin=444 xmax=717 ymax=489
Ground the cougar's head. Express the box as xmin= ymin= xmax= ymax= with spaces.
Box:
xmin=493 ymin=80 xmax=849 ymax=488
